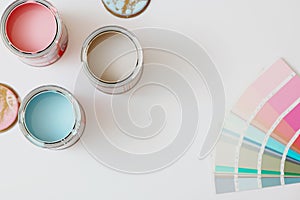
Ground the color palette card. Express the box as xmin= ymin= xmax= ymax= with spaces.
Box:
xmin=214 ymin=59 xmax=300 ymax=194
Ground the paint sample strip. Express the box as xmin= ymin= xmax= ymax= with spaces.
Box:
xmin=214 ymin=113 xmax=244 ymax=175
xmin=252 ymin=75 xmax=300 ymax=133
xmin=247 ymin=78 xmax=300 ymax=181
xmin=215 ymin=114 xmax=300 ymax=193
xmin=242 ymin=63 xmax=300 ymax=188
xmin=281 ymin=134 xmax=300 ymax=185
xmin=214 ymin=114 xmax=300 ymax=175
xmin=232 ymin=59 xmax=295 ymax=121
xmin=257 ymin=100 xmax=300 ymax=179
xmin=214 ymin=59 xmax=300 ymax=194
xmin=215 ymin=117 xmax=300 ymax=169
xmin=232 ymin=59 xmax=296 ymax=190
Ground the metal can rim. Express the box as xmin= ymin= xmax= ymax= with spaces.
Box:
xmin=81 ymin=25 xmax=144 ymax=94
xmin=0 ymin=0 xmax=63 ymax=58
xmin=18 ymin=85 xmax=85 ymax=150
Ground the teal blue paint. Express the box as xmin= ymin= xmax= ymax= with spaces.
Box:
xmin=266 ymin=137 xmax=285 ymax=154
xmin=24 ymin=91 xmax=75 ymax=143
xmin=287 ymin=149 xmax=300 ymax=162
xmin=285 ymin=178 xmax=300 ymax=185
xmin=223 ymin=115 xmax=300 ymax=162
xmin=265 ymin=137 xmax=300 ymax=163
xmin=262 ymin=177 xmax=280 ymax=188
xmin=245 ymin=125 xmax=300 ymax=162
xmin=215 ymin=166 xmax=235 ymax=173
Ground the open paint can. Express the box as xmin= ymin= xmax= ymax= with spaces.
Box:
xmin=18 ymin=85 xmax=85 ymax=150
xmin=1 ymin=0 xmax=68 ymax=66
xmin=81 ymin=25 xmax=143 ymax=94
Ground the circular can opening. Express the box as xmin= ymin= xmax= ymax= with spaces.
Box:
xmin=5 ymin=1 xmax=57 ymax=53
xmin=19 ymin=85 xmax=85 ymax=149
xmin=82 ymin=26 xmax=143 ymax=94
xmin=87 ymin=31 xmax=138 ymax=84
xmin=24 ymin=91 xmax=75 ymax=143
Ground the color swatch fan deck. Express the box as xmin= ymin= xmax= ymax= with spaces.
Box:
xmin=214 ymin=59 xmax=300 ymax=193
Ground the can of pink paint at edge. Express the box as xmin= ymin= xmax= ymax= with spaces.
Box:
xmin=0 ymin=0 xmax=68 ymax=67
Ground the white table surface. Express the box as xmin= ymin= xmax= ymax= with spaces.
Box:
xmin=1 ymin=0 xmax=300 ymax=199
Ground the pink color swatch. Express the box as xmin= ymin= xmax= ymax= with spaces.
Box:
xmin=251 ymin=75 xmax=300 ymax=134
xmin=0 ymin=84 xmax=19 ymax=132
xmin=231 ymin=59 xmax=300 ymax=154
xmin=292 ymin=136 xmax=300 ymax=152
xmin=5 ymin=2 xmax=57 ymax=53
xmin=273 ymin=120 xmax=296 ymax=144
xmin=253 ymin=103 xmax=279 ymax=132
xmin=233 ymin=59 xmax=294 ymax=120
xmin=284 ymin=103 xmax=300 ymax=132
xmin=268 ymin=76 xmax=300 ymax=114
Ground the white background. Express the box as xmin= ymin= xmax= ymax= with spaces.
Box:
xmin=1 ymin=0 xmax=300 ymax=199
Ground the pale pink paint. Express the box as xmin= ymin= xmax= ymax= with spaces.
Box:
xmin=233 ymin=86 xmax=262 ymax=120
xmin=251 ymin=59 xmax=293 ymax=96
xmin=253 ymin=102 xmax=279 ymax=132
xmin=251 ymin=75 xmax=300 ymax=137
xmin=5 ymin=2 xmax=57 ymax=53
xmin=0 ymin=85 xmax=19 ymax=132
xmin=252 ymin=103 xmax=298 ymax=152
xmin=233 ymin=59 xmax=294 ymax=120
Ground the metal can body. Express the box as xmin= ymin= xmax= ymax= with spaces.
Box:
xmin=1 ymin=0 xmax=68 ymax=67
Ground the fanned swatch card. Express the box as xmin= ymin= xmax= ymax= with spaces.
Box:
xmin=214 ymin=59 xmax=300 ymax=194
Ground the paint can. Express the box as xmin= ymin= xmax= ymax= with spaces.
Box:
xmin=81 ymin=25 xmax=143 ymax=94
xmin=18 ymin=85 xmax=85 ymax=150
xmin=1 ymin=0 xmax=68 ymax=67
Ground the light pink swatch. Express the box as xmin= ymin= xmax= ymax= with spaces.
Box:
xmin=250 ymin=72 xmax=300 ymax=153
xmin=252 ymin=102 xmax=279 ymax=132
xmin=5 ymin=2 xmax=57 ymax=53
xmin=233 ymin=59 xmax=293 ymax=120
xmin=268 ymin=76 xmax=300 ymax=114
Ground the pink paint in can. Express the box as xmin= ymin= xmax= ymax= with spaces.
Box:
xmin=1 ymin=0 xmax=68 ymax=66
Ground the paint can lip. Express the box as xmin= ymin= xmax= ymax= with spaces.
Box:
xmin=81 ymin=25 xmax=144 ymax=94
xmin=101 ymin=0 xmax=151 ymax=18
xmin=0 ymin=0 xmax=62 ymax=58
xmin=18 ymin=85 xmax=85 ymax=150
xmin=0 ymin=83 xmax=20 ymax=133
